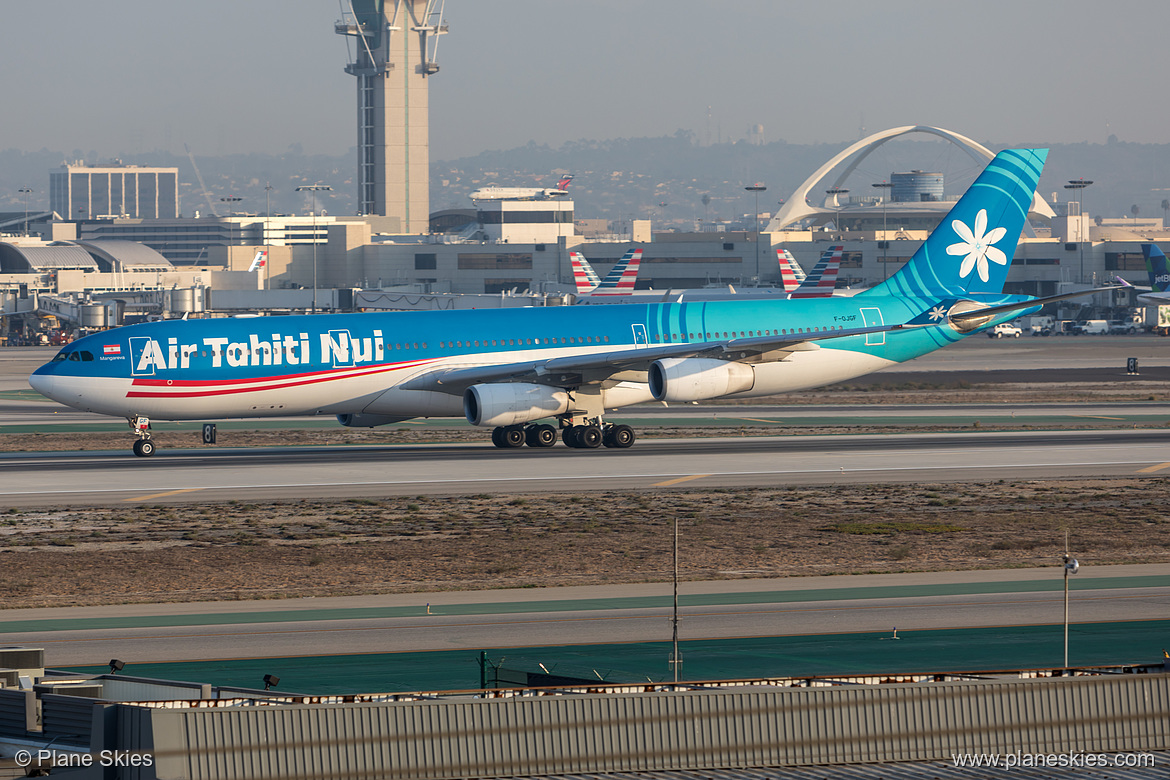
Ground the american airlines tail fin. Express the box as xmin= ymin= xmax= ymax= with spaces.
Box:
xmin=789 ymin=245 xmax=843 ymax=298
xmin=776 ymin=250 xmax=802 ymax=292
xmin=248 ymin=250 xmax=267 ymax=272
xmin=596 ymin=248 xmax=643 ymax=293
xmin=862 ymin=148 xmax=1047 ymax=298
xmin=1143 ymin=244 xmax=1170 ymax=292
xmin=569 ymin=251 xmax=602 ymax=293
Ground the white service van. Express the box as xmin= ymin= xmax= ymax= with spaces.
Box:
xmin=1072 ymin=319 xmax=1109 ymax=335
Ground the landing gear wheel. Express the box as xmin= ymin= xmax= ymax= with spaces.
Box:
xmin=562 ymin=426 xmax=580 ymax=448
xmin=603 ymin=424 xmax=636 ymax=449
xmin=577 ymin=426 xmax=603 ymax=449
xmin=132 ymin=439 xmax=155 ymax=458
xmin=491 ymin=427 xmax=505 ymax=448
xmin=527 ymin=424 xmax=558 ymax=448
xmin=500 ymin=426 xmax=526 ymax=448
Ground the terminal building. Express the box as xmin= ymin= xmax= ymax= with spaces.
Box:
xmin=49 ymin=162 xmax=179 ymax=221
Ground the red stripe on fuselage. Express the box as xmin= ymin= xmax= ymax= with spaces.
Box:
xmin=125 ymin=359 xmax=439 ymax=399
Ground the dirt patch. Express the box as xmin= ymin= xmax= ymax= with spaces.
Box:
xmin=2 ymin=480 xmax=1167 ymax=609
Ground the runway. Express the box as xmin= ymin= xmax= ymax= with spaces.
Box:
xmin=6 ymin=564 xmax=1167 ymax=667
xmin=2 ymin=428 xmax=1169 ymax=506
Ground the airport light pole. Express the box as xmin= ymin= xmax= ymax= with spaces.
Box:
xmin=18 ymin=188 xmax=32 ymax=237
xmin=826 ymin=187 xmax=849 ymax=237
xmin=219 ymin=197 xmax=242 ymax=268
xmin=295 ymin=184 xmax=332 ymax=314
xmin=1064 ymin=179 xmax=1093 ymax=284
xmin=264 ymin=183 xmax=274 ymax=292
xmin=670 ymin=515 xmax=681 ymax=684
xmin=872 ymin=181 xmax=893 ymax=280
xmin=745 ymin=185 xmax=766 ymax=283
xmin=1062 ymin=538 xmax=1079 ymax=668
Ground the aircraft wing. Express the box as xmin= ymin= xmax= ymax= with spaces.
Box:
xmin=409 ymin=319 xmax=910 ymax=394
xmin=943 ymin=284 xmax=1126 ymax=328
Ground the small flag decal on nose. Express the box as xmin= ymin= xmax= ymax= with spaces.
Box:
xmin=104 ymin=344 xmax=121 ymax=355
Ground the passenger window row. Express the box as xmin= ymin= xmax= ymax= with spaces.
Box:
xmin=652 ymin=325 xmax=844 ymax=342
xmin=439 ymin=336 xmax=612 ymax=349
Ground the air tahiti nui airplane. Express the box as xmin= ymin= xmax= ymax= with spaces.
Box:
xmin=30 ymin=149 xmax=1116 ymax=456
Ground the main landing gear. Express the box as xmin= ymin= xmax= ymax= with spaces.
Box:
xmin=490 ymin=421 xmax=636 ymax=450
xmin=129 ymin=415 xmax=156 ymax=457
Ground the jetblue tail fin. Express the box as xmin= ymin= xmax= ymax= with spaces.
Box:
xmin=862 ymin=148 xmax=1046 ymax=299
xmin=597 ymin=248 xmax=643 ymax=292
xmin=790 ymin=245 xmax=843 ymax=298
xmin=1143 ymin=244 xmax=1170 ymax=292
xmin=569 ymin=251 xmax=601 ymax=293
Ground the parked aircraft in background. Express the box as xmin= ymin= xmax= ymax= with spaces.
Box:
xmin=776 ymin=250 xmax=806 ymax=292
xmin=569 ymin=248 xmax=643 ymax=297
xmin=32 ymin=150 xmax=1118 ymax=456
xmin=469 ymin=174 xmax=573 ymax=202
xmin=1134 ymin=244 xmax=1170 ymax=305
xmin=787 ymin=246 xmax=844 ymax=298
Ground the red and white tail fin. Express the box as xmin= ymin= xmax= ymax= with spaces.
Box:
xmin=570 ymin=250 xmax=601 ymax=293
xmin=248 ymin=250 xmax=267 ymax=272
xmin=790 ymin=245 xmax=843 ymax=298
xmin=556 ymin=174 xmax=574 ymax=191
xmin=591 ymin=248 xmax=642 ymax=295
xmin=776 ymin=250 xmax=800 ymax=293
xmin=612 ymin=248 xmax=641 ymax=292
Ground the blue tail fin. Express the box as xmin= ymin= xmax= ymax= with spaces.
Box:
xmin=1143 ymin=244 xmax=1170 ymax=292
xmin=862 ymin=148 xmax=1046 ymax=299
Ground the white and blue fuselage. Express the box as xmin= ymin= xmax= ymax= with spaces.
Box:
xmin=30 ymin=149 xmax=1057 ymax=454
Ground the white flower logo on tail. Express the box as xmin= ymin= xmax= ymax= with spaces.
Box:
xmin=947 ymin=209 xmax=1007 ymax=283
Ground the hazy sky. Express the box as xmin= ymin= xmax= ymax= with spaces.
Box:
xmin=4 ymin=0 xmax=1168 ymax=160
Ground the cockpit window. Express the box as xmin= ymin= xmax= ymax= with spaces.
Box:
xmin=68 ymin=352 xmax=81 ymax=361
xmin=52 ymin=351 xmax=69 ymax=362
xmin=79 ymin=351 xmax=94 ymax=361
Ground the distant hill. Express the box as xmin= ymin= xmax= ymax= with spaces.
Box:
xmin=4 ymin=135 xmax=1168 ymax=228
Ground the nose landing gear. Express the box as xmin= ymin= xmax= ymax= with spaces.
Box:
xmin=129 ymin=415 xmax=155 ymax=457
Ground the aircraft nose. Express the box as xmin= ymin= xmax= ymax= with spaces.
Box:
xmin=29 ymin=364 xmax=65 ymax=403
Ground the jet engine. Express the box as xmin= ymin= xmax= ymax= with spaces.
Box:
xmin=649 ymin=358 xmax=755 ymax=402
xmin=463 ymin=383 xmax=571 ymax=428
xmin=336 ymin=413 xmax=411 ymax=428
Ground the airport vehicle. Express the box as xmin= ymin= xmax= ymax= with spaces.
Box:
xmin=987 ymin=322 xmax=1022 ymax=338
xmin=1108 ymin=317 xmax=1142 ymax=334
xmin=569 ymin=248 xmax=642 ymax=297
xmin=31 ymin=150 xmax=1119 ymax=457
xmin=1020 ymin=315 xmax=1054 ymax=336
xmin=469 ymin=174 xmax=573 ymax=202
xmin=1071 ymin=319 xmax=1109 ymax=335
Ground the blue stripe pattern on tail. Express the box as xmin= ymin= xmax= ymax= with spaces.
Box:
xmin=863 ymin=149 xmax=1046 ymax=299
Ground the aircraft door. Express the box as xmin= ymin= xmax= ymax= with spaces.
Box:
xmin=631 ymin=323 xmax=648 ymax=347
xmin=860 ymin=307 xmax=885 ymax=346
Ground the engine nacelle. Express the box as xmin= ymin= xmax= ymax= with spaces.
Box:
xmin=464 ymin=383 xmax=571 ymax=428
xmin=336 ymin=413 xmax=410 ymax=428
xmin=649 ymin=358 xmax=755 ymax=402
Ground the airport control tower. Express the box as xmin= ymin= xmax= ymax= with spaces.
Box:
xmin=336 ymin=1 xmax=448 ymax=232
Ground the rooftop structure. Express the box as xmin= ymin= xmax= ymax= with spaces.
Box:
xmin=765 ymin=126 xmax=1057 ymax=232
xmin=49 ymin=162 xmax=179 ymax=221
